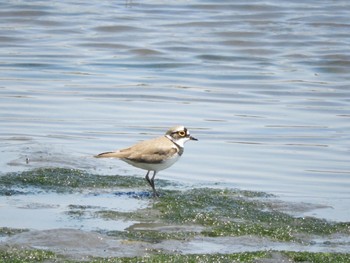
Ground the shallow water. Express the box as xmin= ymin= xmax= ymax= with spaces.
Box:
xmin=1 ymin=0 xmax=350 ymax=235
xmin=0 ymin=189 xmax=146 ymax=231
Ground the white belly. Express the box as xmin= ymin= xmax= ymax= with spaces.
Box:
xmin=122 ymin=154 xmax=181 ymax=172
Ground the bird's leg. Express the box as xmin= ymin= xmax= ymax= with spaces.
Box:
xmin=145 ymin=171 xmax=152 ymax=187
xmin=149 ymin=171 xmax=158 ymax=197
xmin=145 ymin=171 xmax=159 ymax=197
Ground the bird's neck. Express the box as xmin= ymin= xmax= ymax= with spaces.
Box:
xmin=165 ymin=135 xmax=184 ymax=156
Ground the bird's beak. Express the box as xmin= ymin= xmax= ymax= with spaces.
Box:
xmin=189 ymin=136 xmax=198 ymax=141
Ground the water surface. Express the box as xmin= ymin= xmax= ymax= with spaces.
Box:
xmin=1 ymin=0 xmax=350 ymax=226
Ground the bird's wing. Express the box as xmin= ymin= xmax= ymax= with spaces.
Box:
xmin=95 ymin=136 xmax=178 ymax=163
xmin=125 ymin=136 xmax=178 ymax=163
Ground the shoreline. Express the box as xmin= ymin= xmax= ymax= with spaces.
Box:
xmin=1 ymin=168 xmax=349 ymax=261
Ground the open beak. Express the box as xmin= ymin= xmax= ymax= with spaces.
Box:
xmin=189 ymin=135 xmax=198 ymax=141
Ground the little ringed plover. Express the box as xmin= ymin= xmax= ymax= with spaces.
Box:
xmin=95 ymin=125 xmax=197 ymax=197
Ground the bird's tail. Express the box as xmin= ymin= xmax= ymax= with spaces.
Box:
xmin=94 ymin=151 xmax=121 ymax=158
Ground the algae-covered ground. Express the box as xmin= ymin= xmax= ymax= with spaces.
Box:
xmin=0 ymin=168 xmax=349 ymax=262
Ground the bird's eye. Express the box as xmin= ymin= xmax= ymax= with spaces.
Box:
xmin=178 ymin=131 xmax=186 ymax=137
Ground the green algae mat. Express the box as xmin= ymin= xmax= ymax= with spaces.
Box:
xmin=0 ymin=168 xmax=349 ymax=262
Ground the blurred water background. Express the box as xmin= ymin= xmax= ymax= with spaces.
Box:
xmin=1 ymin=0 xmax=350 ymax=223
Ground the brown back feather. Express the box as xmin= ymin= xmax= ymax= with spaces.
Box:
xmin=94 ymin=136 xmax=180 ymax=162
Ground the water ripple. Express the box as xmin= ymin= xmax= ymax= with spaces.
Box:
xmin=0 ymin=0 xmax=349 ymax=222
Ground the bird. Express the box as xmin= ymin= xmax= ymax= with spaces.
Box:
xmin=95 ymin=125 xmax=198 ymax=197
